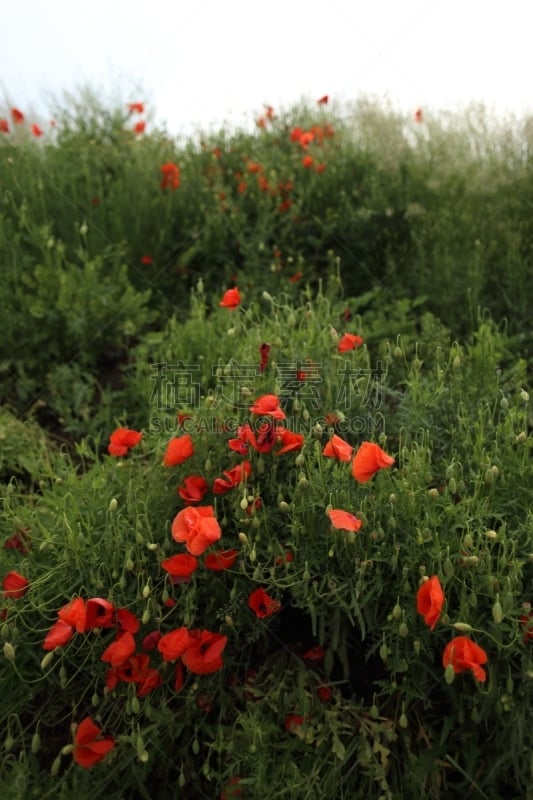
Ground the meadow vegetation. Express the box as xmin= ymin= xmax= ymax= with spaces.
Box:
xmin=0 ymin=92 xmax=532 ymax=799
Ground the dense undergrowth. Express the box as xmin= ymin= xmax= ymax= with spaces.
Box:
xmin=0 ymin=93 xmax=532 ymax=799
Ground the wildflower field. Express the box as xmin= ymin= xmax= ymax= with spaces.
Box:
xmin=0 ymin=93 xmax=532 ymax=799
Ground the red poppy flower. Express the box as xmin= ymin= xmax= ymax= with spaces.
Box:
xmin=0 ymin=119 xmax=9 ymax=134
xmin=133 ymin=120 xmax=146 ymax=134
xmin=290 ymin=126 xmax=303 ymax=142
xmin=213 ymin=461 xmax=252 ymax=494
xmin=177 ymin=475 xmax=209 ymax=504
xmin=275 ymin=428 xmax=304 ymax=455
xmin=317 ymin=685 xmax=332 ymax=702
xmin=302 ymin=645 xmax=326 ymax=662
xmin=317 ymin=95 xmax=329 ymax=105
xmin=259 ymin=342 xmax=271 ymax=373
xmin=127 ymin=102 xmax=145 ymax=114
xmin=264 ymin=105 xmax=275 ymax=119
xmin=31 ymin=123 xmax=43 ymax=137
xmin=157 ymin=627 xmax=190 ymax=661
xmin=315 ymin=163 xmax=327 ymax=174
xmin=161 ymin=553 xmax=198 ymax=579
xmin=142 ymin=630 xmax=162 ymax=651
xmin=338 ymin=333 xmax=364 ymax=353
xmin=235 ymin=421 xmax=277 ymax=454
xmin=58 ymin=597 xmax=87 ymax=632
xmin=115 ymin=608 xmax=140 ymax=634
xmin=101 ymin=632 xmax=136 ymax=667
xmin=171 ymin=506 xmax=222 ymax=555
xmin=115 ymin=652 xmax=151 ymax=683
xmin=298 ymin=131 xmax=314 ymax=149
xmin=2 ymin=571 xmax=29 ymax=598
xmin=43 ymin=619 xmax=75 ymax=650
xmin=327 ymin=508 xmax=363 ymax=532
xmin=323 ymin=434 xmax=353 ymax=462
xmin=85 ymin=597 xmax=115 ymax=630
xmin=140 ymin=254 xmax=153 ymax=265
xmin=442 ymin=636 xmax=488 ymax=682
xmin=4 ymin=529 xmax=31 ymax=552
xmin=11 ymin=108 xmax=24 ymax=124
xmin=160 ymin=162 xmax=180 ymax=190
xmin=284 ymin=714 xmax=306 ymax=732
xmin=414 ymin=107 xmax=423 ymax=123
xmin=417 ymin=575 xmax=445 ymax=630
xmin=136 ymin=667 xmax=163 ymax=696
xmin=221 ymin=776 xmax=244 ymax=799
xmin=256 ymin=116 xmax=266 ymax=129
xmin=352 ymin=442 xmax=395 ymax=483
xmin=289 ymin=271 xmax=303 ymax=282
xmin=248 ymin=587 xmax=281 ymax=618
xmin=302 ymin=155 xmax=314 ymax=168
xmin=520 ymin=610 xmax=533 ymax=642
xmin=163 ymin=434 xmax=194 ymax=466
xmin=181 ymin=629 xmax=228 ymax=674
xmin=219 ymin=287 xmax=241 ymax=308
xmin=249 ymin=393 xmax=286 ymax=420
xmin=72 ymin=717 xmax=115 ymax=768
xmin=203 ymin=549 xmax=239 ymax=571
xmin=108 ymin=427 xmax=142 ymax=457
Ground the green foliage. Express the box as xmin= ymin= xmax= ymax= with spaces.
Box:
xmin=1 ymin=283 xmax=532 ymax=798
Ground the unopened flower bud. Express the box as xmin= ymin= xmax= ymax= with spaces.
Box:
xmin=492 ymin=598 xmax=504 ymax=624
xmin=453 ymin=622 xmax=473 ymax=633
xmin=520 ymin=389 xmax=529 ymax=403
xmin=444 ymin=664 xmax=456 ymax=684
xmin=516 ymin=431 xmax=527 ymax=444
xmin=108 ymin=498 xmax=118 ymax=512
xmin=428 ymin=487 xmax=439 ymax=500
xmin=238 ymin=532 xmax=248 ymax=545
xmin=3 ymin=642 xmax=15 ymax=662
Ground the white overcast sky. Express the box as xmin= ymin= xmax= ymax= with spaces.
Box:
xmin=2 ymin=0 xmax=532 ymax=136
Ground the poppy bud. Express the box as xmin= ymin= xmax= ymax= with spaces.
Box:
xmin=131 ymin=696 xmax=141 ymax=714
xmin=142 ymin=583 xmax=151 ymax=598
xmin=516 ymin=431 xmax=527 ymax=443
xmin=463 ymin=533 xmax=473 ymax=549
xmin=448 ymin=477 xmax=457 ymax=494
xmin=31 ymin=732 xmax=41 ymax=753
xmin=492 ymin=598 xmax=504 ymax=624
xmin=428 ymin=488 xmax=439 ymax=500
xmin=142 ymin=608 xmax=151 ymax=624
xmin=484 ymin=468 xmax=495 ymax=484
xmin=91 ymin=692 xmax=100 ymax=707
xmin=520 ymin=389 xmax=529 ymax=403
xmin=50 ymin=755 xmax=62 ymax=776
xmin=485 ymin=529 xmax=498 ymax=540
xmin=444 ymin=663 xmax=455 ymax=684
xmin=239 ymin=495 xmax=249 ymax=511
xmin=392 ymin=603 xmax=402 ymax=620
xmin=452 ymin=355 xmax=461 ymax=369
xmin=59 ymin=666 xmax=67 ymax=688
xmin=238 ymin=532 xmax=248 ymax=545
xmin=295 ymin=453 xmax=305 ymax=467
xmin=3 ymin=642 xmax=15 ymax=662
xmin=398 ymin=713 xmax=408 ymax=729
xmin=453 ymin=622 xmax=473 ymax=633
xmin=109 ymin=498 xmax=118 ymax=512
xmin=41 ymin=651 xmax=55 ymax=670
xmin=398 ymin=622 xmax=409 ymax=638
xmin=279 ymin=501 xmax=290 ymax=513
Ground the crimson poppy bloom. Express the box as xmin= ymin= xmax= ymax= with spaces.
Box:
xmin=298 ymin=131 xmax=314 ymax=149
xmin=108 ymin=427 xmax=142 ymax=457
xmin=414 ymin=107 xmax=423 ymax=123
xmin=72 ymin=717 xmax=115 ymax=768
xmin=114 ymin=653 xmax=151 ymax=683
xmin=338 ymin=333 xmax=364 ymax=353
xmin=317 ymin=95 xmax=329 ymax=105
xmin=416 ymin=576 xmax=445 ymax=630
xmin=140 ymin=254 xmax=153 ymax=265
xmin=352 ymin=441 xmax=395 ymax=483
xmin=133 ymin=120 xmax=146 ymax=134
xmin=302 ymin=155 xmax=314 ymax=168
xmin=127 ymin=102 xmax=145 ymax=114
xmin=136 ymin=666 xmax=163 ymax=696
xmin=219 ymin=287 xmax=241 ymax=308
xmin=221 ymin=776 xmax=244 ymax=799
xmin=163 ymin=434 xmax=194 ymax=466
xmin=259 ymin=342 xmax=271 ymax=373
xmin=181 ymin=629 xmax=227 ymax=674
xmin=520 ymin=610 xmax=533 ymax=642
xmin=0 ymin=118 xmax=10 ymax=133
xmin=115 ymin=607 xmax=140 ymax=634
xmin=31 ymin=123 xmax=43 ymax=137
xmin=11 ymin=108 xmax=24 ymax=124
xmin=101 ymin=632 xmax=136 ymax=667
xmin=275 ymin=428 xmax=304 ymax=455
xmin=327 ymin=509 xmax=363 ymax=532
xmin=171 ymin=506 xmax=222 ymax=555
xmin=323 ymin=434 xmax=353 ymax=462
xmin=290 ymin=126 xmax=303 ymax=142
xmin=160 ymin=162 xmax=180 ymax=190
xmin=142 ymin=630 xmax=162 ymax=651
xmin=158 ymin=627 xmax=190 ymax=661
xmin=161 ymin=553 xmax=198 ymax=580
xmin=4 ymin=529 xmax=31 ymax=552
xmin=284 ymin=714 xmax=306 ymax=732
xmin=85 ymin=597 xmax=115 ymax=630
xmin=177 ymin=475 xmax=209 ymax=504
xmin=442 ymin=636 xmax=488 ymax=682
xmin=302 ymin=645 xmax=326 ymax=662
xmin=58 ymin=597 xmax=87 ymax=632
xmin=213 ymin=461 xmax=252 ymax=494
xmin=2 ymin=571 xmax=29 ymax=598
xmin=43 ymin=619 xmax=75 ymax=650
xmin=248 ymin=587 xmax=281 ymax=618
xmin=249 ymin=393 xmax=285 ymax=420
xmin=233 ymin=421 xmax=277 ymax=454
xmin=203 ymin=549 xmax=239 ymax=571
